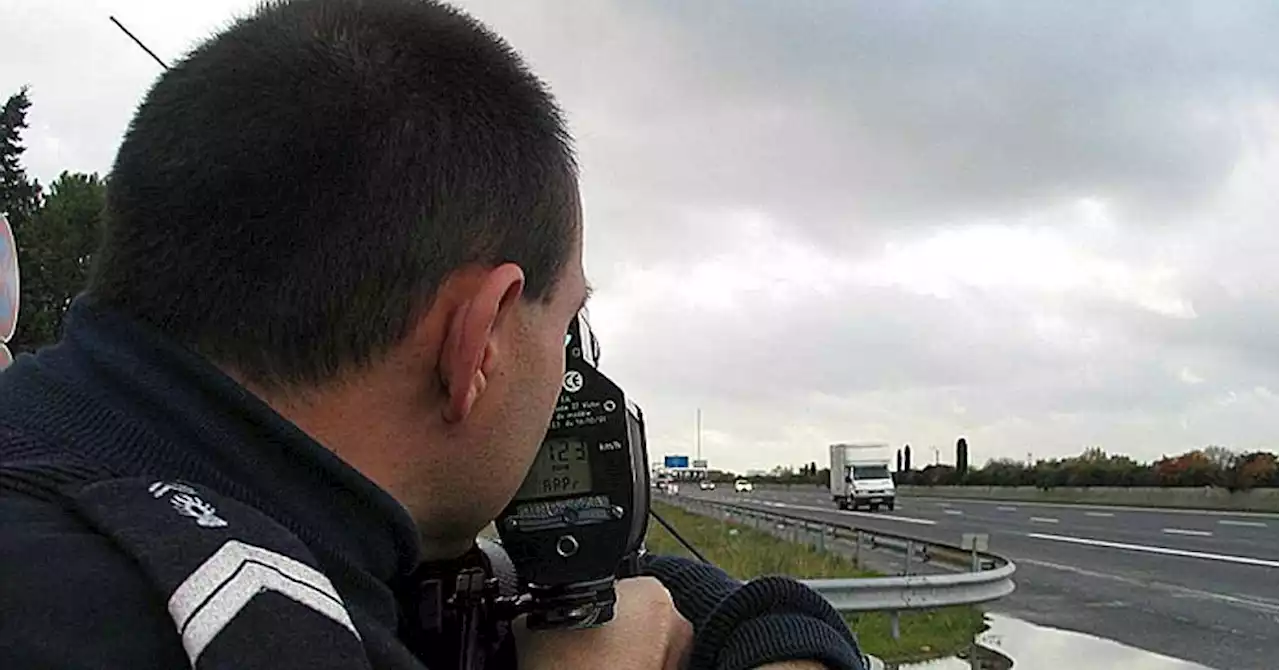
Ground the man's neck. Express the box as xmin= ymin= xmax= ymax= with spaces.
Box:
xmin=225 ymin=362 xmax=484 ymax=563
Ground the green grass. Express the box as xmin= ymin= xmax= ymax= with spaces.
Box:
xmin=646 ymin=501 xmax=986 ymax=664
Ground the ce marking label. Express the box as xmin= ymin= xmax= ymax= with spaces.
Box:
xmin=562 ymin=370 xmax=584 ymax=393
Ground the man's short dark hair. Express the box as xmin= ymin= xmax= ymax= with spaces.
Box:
xmin=90 ymin=0 xmax=578 ymax=390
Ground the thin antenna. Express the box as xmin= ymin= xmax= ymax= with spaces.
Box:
xmin=109 ymin=16 xmax=169 ymax=70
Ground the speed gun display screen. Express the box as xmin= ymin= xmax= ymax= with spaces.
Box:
xmin=516 ymin=438 xmax=594 ymax=501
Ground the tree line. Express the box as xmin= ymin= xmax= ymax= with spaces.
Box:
xmin=738 ymin=445 xmax=1278 ymax=492
xmin=897 ymin=446 xmax=1278 ymax=492
xmin=1 ymin=87 xmax=104 ymax=354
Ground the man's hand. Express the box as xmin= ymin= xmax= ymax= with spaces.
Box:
xmin=514 ymin=576 xmax=693 ymax=670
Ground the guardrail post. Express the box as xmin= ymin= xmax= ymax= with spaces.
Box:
xmin=961 ymin=532 xmax=990 ymax=573
xmin=816 ymin=525 xmax=826 ymax=553
xmin=890 ymin=611 xmax=900 ymax=640
xmin=854 ymin=530 xmax=862 ymax=568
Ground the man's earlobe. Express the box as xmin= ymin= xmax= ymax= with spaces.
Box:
xmin=443 ymin=367 xmax=486 ymax=424
xmin=442 ymin=339 xmax=495 ymax=424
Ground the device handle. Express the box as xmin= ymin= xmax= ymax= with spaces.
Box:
xmin=616 ymin=548 xmax=644 ymax=579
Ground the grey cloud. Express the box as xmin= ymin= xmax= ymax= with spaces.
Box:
xmin=1076 ymin=189 xmax=1280 ymax=393
xmin=644 ymin=0 xmax=1275 ymax=216
xmin=462 ymin=0 xmax=1277 ymax=261
xmin=595 ymin=280 xmax=1215 ymax=416
xmin=1179 ymin=291 xmax=1279 ymax=386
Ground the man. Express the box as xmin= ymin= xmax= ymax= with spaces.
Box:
xmin=0 ymin=1 xmax=866 ymax=669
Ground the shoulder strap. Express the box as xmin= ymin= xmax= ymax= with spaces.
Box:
xmin=1 ymin=459 xmax=373 ymax=670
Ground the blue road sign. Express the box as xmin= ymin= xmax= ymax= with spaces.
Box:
xmin=663 ymin=455 xmax=689 ymax=469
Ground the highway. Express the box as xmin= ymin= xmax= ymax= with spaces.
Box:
xmin=684 ymin=486 xmax=1278 ymax=670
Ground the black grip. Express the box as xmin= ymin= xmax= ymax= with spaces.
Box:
xmin=616 ymin=550 xmax=643 ymax=578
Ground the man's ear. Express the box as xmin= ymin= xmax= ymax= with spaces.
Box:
xmin=438 ymin=263 xmax=526 ymax=424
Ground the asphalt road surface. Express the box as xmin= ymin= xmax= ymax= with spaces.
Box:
xmin=684 ymin=486 xmax=1278 ymax=670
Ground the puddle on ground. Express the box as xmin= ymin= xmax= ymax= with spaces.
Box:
xmin=874 ymin=614 xmax=1212 ymax=670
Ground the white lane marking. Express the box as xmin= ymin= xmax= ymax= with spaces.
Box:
xmin=768 ymin=502 xmax=938 ymax=526
xmin=1027 ymin=532 xmax=1280 ymax=568
xmin=1030 ymin=516 xmax=1060 ymax=524
xmin=996 ymin=506 xmax=1017 ymax=512
xmin=904 ymin=496 xmax=1277 ymax=518
xmin=1018 ymin=558 xmax=1280 ymax=614
xmin=937 ymin=502 xmax=952 ymax=507
xmin=1163 ymin=527 xmax=1213 ymax=537
xmin=1218 ymin=520 xmax=1268 ymax=528
xmin=943 ymin=509 xmax=964 ymax=516
xmin=1085 ymin=512 xmax=1115 ymax=518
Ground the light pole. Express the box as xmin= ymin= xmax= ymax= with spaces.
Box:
xmin=695 ymin=408 xmax=702 ymax=461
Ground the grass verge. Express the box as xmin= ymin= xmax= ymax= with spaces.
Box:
xmin=646 ymin=501 xmax=986 ymax=664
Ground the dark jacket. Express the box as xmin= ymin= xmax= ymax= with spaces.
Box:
xmin=0 ymin=298 xmax=866 ymax=670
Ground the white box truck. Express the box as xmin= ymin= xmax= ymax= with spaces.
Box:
xmin=829 ymin=442 xmax=896 ymax=511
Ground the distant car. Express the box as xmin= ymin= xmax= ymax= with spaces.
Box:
xmin=698 ymin=480 xmax=716 ymax=491
xmin=733 ymin=479 xmax=753 ymax=493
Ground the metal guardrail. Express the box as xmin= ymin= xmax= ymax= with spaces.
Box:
xmin=657 ymin=493 xmax=1016 ymax=639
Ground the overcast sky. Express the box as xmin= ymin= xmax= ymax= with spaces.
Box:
xmin=2 ymin=0 xmax=1276 ymax=471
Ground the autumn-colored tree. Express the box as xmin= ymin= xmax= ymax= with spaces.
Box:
xmin=1227 ymin=452 xmax=1279 ymax=491
xmin=1154 ymin=450 xmax=1220 ymax=487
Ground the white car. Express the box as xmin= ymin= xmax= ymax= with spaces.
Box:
xmin=733 ymin=479 xmax=753 ymax=493
xmin=698 ymin=479 xmax=716 ymax=491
